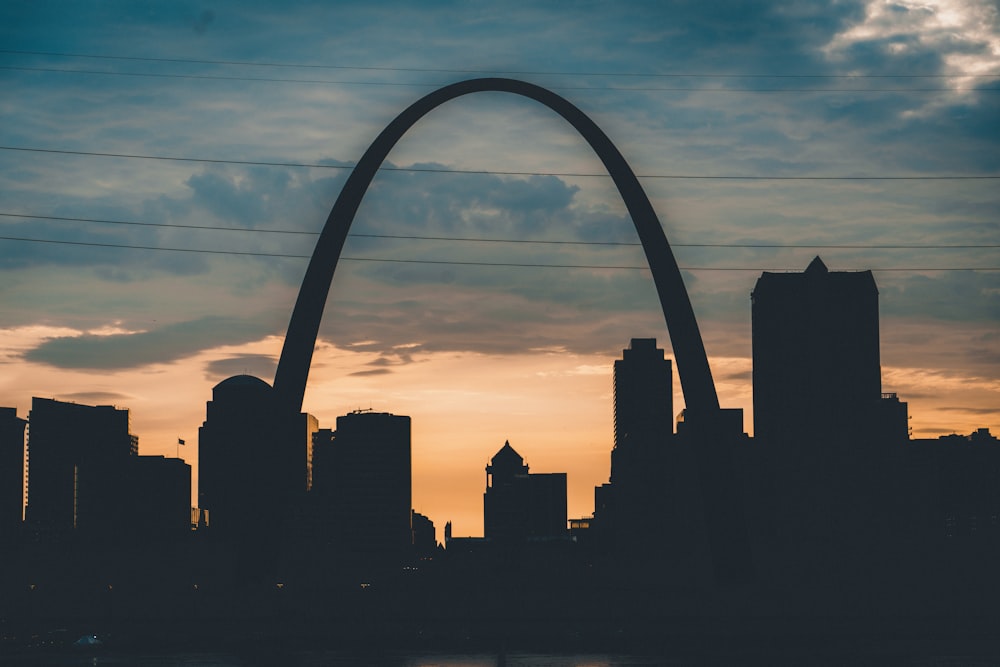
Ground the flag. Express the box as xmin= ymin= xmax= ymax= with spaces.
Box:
xmin=178 ymin=438 xmax=186 ymax=446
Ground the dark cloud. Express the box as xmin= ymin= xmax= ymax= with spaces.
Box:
xmin=2 ymin=0 xmax=997 ymax=389
xmin=58 ymin=391 xmax=134 ymax=404
xmin=186 ymin=169 xmax=294 ymax=227
xmin=722 ymin=369 xmax=752 ymax=382
xmin=25 ymin=317 xmax=275 ymax=370
xmin=348 ymin=368 xmax=393 ymax=377
xmin=204 ymin=353 xmax=278 ymax=381
xmin=880 ymin=271 xmax=1000 ymax=322
xmin=938 ymin=407 xmax=1000 ymax=415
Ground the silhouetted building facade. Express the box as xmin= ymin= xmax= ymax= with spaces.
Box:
xmin=752 ymin=256 xmax=904 ymax=446
xmin=612 ymin=338 xmax=673 ymax=475
xmin=25 ymin=398 xmax=137 ymax=536
xmin=123 ymin=455 xmax=192 ymax=540
xmin=323 ymin=410 xmax=412 ymax=560
xmin=484 ymin=440 xmax=567 ymax=542
xmin=750 ymin=258 xmax=912 ymax=561
xmin=928 ymin=428 xmax=1000 ymax=539
xmin=593 ymin=339 xmax=677 ymax=552
xmin=198 ymin=375 xmax=316 ymax=542
xmin=0 ymin=407 xmax=26 ymax=540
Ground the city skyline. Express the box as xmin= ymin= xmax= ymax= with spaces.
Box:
xmin=2 ymin=1 xmax=998 ymax=535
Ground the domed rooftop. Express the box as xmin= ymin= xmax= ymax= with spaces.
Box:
xmin=212 ymin=374 xmax=273 ymax=392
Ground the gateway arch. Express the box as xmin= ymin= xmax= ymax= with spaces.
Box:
xmin=273 ymin=78 xmax=750 ymax=581
xmin=273 ymin=77 xmax=718 ymax=415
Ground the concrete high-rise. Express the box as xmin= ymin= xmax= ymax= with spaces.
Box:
xmin=25 ymin=398 xmax=137 ymax=535
xmin=751 ymin=256 xmax=888 ymax=446
xmin=750 ymin=257 xmax=912 ymax=560
xmin=611 ymin=338 xmax=673 ymax=482
xmin=592 ymin=339 xmax=679 ymax=553
xmin=198 ymin=375 xmax=316 ymax=539
xmin=324 ymin=410 xmax=411 ymax=559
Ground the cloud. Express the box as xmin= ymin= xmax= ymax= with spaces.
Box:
xmin=24 ymin=316 xmax=275 ymax=370
xmin=723 ymin=369 xmax=753 ymax=382
xmin=58 ymin=391 xmax=134 ymax=403
xmin=204 ymin=353 xmax=278 ymax=381
xmin=880 ymin=271 xmax=1000 ymax=322
xmin=938 ymin=406 xmax=999 ymax=415
xmin=348 ymin=368 xmax=393 ymax=377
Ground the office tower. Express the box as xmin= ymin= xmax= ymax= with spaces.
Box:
xmin=751 ymin=257 xmax=915 ymax=560
xmin=198 ymin=375 xmax=316 ymax=539
xmin=611 ymin=338 xmax=673 ymax=481
xmin=752 ymin=256 xmax=888 ymax=446
xmin=484 ymin=440 xmax=567 ymax=542
xmin=325 ymin=410 xmax=411 ymax=558
xmin=25 ymin=398 xmax=137 ymax=535
xmin=592 ymin=339 xmax=678 ymax=552
xmin=0 ymin=407 xmax=27 ymax=539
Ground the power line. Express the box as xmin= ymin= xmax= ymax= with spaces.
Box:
xmin=3 ymin=65 xmax=997 ymax=93
xmin=1 ymin=234 xmax=996 ymax=271
xmin=3 ymin=146 xmax=997 ymax=180
xmin=0 ymin=213 xmax=316 ymax=236
xmin=2 ymin=213 xmax=996 ymax=250
xmin=3 ymin=49 xmax=996 ymax=79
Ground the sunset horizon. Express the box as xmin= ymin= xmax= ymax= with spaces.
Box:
xmin=2 ymin=0 xmax=998 ymax=539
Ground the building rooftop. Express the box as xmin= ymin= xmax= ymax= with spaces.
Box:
xmin=212 ymin=374 xmax=273 ymax=392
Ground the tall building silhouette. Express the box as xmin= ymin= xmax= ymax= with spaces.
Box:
xmin=198 ymin=375 xmax=316 ymax=541
xmin=593 ymin=339 xmax=676 ymax=551
xmin=483 ymin=440 xmax=567 ymax=542
xmin=752 ymin=256 xmax=885 ymax=446
xmin=611 ymin=338 xmax=673 ymax=481
xmin=750 ymin=257 xmax=910 ymax=559
xmin=323 ymin=410 xmax=412 ymax=559
xmin=23 ymin=398 xmax=193 ymax=542
xmin=25 ymin=398 xmax=137 ymax=536
xmin=0 ymin=407 xmax=26 ymax=539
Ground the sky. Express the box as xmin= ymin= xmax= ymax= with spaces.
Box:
xmin=1 ymin=0 xmax=998 ymax=536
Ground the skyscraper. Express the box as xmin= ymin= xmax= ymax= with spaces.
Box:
xmin=593 ymin=339 xmax=677 ymax=551
xmin=750 ymin=257 xmax=910 ymax=557
xmin=198 ymin=375 xmax=316 ymax=540
xmin=25 ymin=398 xmax=137 ymax=535
xmin=323 ymin=410 xmax=412 ymax=559
xmin=751 ymin=256 xmax=886 ymax=446
xmin=612 ymin=338 xmax=673 ymax=460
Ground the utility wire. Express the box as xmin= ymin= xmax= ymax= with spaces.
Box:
xmin=0 ymin=235 xmax=996 ymax=271
xmin=3 ymin=49 xmax=997 ymax=79
xmin=3 ymin=65 xmax=996 ymax=93
xmin=3 ymin=146 xmax=997 ymax=180
xmin=2 ymin=213 xmax=996 ymax=250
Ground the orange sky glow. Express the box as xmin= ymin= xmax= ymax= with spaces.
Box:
xmin=2 ymin=324 xmax=995 ymax=537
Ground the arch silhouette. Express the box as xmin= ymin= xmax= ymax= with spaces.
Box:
xmin=273 ymin=77 xmax=719 ymax=416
